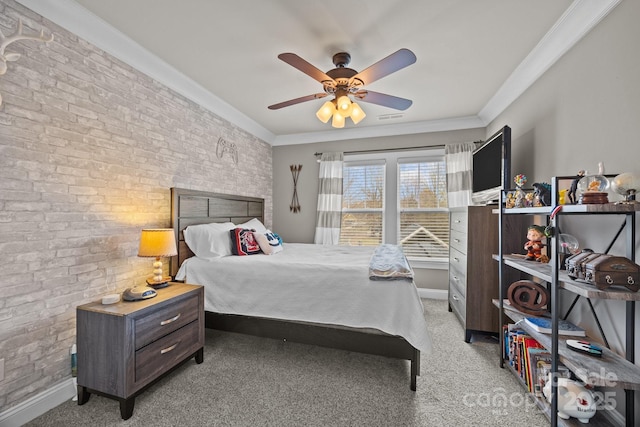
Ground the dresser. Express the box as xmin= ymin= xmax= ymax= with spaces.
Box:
xmin=448 ymin=206 xmax=500 ymax=342
xmin=76 ymin=283 xmax=204 ymax=419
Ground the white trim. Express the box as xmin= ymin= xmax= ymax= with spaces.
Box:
xmin=15 ymin=0 xmax=275 ymax=144
xmin=418 ymin=288 xmax=448 ymax=300
xmin=478 ymin=0 xmax=622 ymax=124
xmin=271 ymin=116 xmax=485 ymax=146
xmin=0 ymin=378 xmax=75 ymax=427
xmin=15 ymin=1 xmax=620 ymax=146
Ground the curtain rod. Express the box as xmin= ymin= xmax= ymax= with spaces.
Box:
xmin=314 ymin=144 xmax=446 ymax=157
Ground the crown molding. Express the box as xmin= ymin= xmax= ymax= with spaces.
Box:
xmin=478 ymin=0 xmax=622 ymax=125
xmin=271 ymin=116 xmax=485 ymax=146
xmin=16 ymin=0 xmax=276 ymax=144
xmin=17 ymin=0 xmax=621 ymax=146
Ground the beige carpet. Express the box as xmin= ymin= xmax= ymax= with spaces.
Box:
xmin=26 ymin=299 xmax=547 ymax=426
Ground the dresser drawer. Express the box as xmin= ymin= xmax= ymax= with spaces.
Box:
xmin=135 ymin=294 xmax=199 ymax=349
xmin=450 ymin=229 xmax=468 ymax=254
xmin=135 ymin=320 xmax=201 ymax=384
xmin=449 ymin=286 xmax=466 ymax=322
xmin=450 ymin=210 xmax=468 ymax=233
xmin=449 ymin=247 xmax=467 ymax=277
xmin=449 ymin=266 xmax=466 ymax=297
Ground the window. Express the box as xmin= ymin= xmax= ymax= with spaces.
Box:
xmin=339 ymin=150 xmax=449 ymax=266
xmin=339 ymin=160 xmax=385 ymax=246
xmin=398 ymin=158 xmax=449 ymax=260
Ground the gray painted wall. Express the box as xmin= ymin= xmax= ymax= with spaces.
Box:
xmin=272 ymin=129 xmax=485 ymax=291
xmin=272 ymin=129 xmax=484 ymax=243
xmin=488 ymin=0 xmax=639 ymax=415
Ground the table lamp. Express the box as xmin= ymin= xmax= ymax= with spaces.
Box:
xmin=138 ymin=228 xmax=177 ymax=288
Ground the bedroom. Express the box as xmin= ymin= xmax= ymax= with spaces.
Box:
xmin=0 ymin=0 xmax=639 ymax=426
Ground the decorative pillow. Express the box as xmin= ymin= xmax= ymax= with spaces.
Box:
xmin=253 ymin=230 xmax=283 ymax=255
xmin=230 ymin=228 xmax=262 ymax=256
xmin=236 ymin=218 xmax=267 ymax=234
xmin=184 ymin=222 xmax=235 ymax=259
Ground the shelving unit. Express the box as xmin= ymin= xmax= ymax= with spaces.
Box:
xmin=496 ymin=177 xmax=640 ymax=427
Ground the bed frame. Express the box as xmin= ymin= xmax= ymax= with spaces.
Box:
xmin=170 ymin=187 xmax=421 ymax=390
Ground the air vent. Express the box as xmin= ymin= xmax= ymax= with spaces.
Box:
xmin=377 ymin=113 xmax=404 ymax=121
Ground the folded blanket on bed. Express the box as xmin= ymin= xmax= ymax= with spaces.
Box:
xmin=369 ymin=244 xmax=414 ymax=281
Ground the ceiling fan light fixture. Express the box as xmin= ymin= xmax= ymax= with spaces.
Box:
xmin=331 ymin=111 xmax=346 ymax=128
xmin=316 ymin=100 xmax=336 ymax=123
xmin=271 ymin=49 xmax=416 ymax=129
xmin=336 ymin=95 xmax=352 ymax=116
xmin=350 ymin=102 xmax=366 ymax=124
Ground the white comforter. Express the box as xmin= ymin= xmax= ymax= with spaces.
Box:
xmin=175 ymin=243 xmax=432 ymax=352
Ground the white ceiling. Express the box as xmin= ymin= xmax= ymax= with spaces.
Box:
xmin=19 ymin=0 xmax=620 ymax=145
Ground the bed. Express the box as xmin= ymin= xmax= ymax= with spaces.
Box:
xmin=169 ymin=187 xmax=431 ymax=390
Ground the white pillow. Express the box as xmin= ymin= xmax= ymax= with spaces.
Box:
xmin=253 ymin=230 xmax=283 ymax=255
xmin=236 ymin=218 xmax=267 ymax=233
xmin=183 ymin=222 xmax=235 ymax=258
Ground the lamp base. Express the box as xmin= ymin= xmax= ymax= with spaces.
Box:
xmin=146 ymin=277 xmax=172 ymax=288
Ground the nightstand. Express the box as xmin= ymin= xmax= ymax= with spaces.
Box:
xmin=76 ymin=282 xmax=204 ymax=419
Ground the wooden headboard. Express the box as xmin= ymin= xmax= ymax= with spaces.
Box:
xmin=170 ymin=188 xmax=264 ymax=277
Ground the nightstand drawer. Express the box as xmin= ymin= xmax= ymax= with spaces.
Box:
xmin=135 ymin=294 xmax=199 ymax=349
xmin=135 ymin=320 xmax=201 ymax=384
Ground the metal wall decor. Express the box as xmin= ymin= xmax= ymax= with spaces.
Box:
xmin=216 ymin=137 xmax=238 ymax=164
xmin=0 ymin=19 xmax=54 ymax=106
xmin=289 ymin=164 xmax=302 ymax=213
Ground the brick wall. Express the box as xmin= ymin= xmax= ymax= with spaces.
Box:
xmin=0 ymin=0 xmax=272 ymax=411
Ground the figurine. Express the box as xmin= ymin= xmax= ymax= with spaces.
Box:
xmin=525 ymin=191 xmax=535 ymax=207
xmin=524 ymin=225 xmax=547 ymax=262
xmin=505 ymin=191 xmax=516 ymax=209
xmin=567 ymin=170 xmax=585 ymax=205
xmin=533 ymin=182 xmax=552 ymax=206
xmin=558 ymin=189 xmax=567 ymax=205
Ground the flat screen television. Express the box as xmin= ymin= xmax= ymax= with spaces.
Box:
xmin=471 ymin=125 xmax=511 ymax=205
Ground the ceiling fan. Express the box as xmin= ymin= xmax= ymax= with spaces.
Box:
xmin=268 ymin=49 xmax=417 ymax=128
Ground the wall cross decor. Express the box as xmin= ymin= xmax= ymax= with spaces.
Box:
xmin=0 ymin=19 xmax=54 ymax=106
xmin=290 ymin=164 xmax=302 ymax=213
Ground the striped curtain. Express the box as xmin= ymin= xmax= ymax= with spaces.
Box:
xmin=314 ymin=152 xmax=344 ymax=245
xmin=445 ymin=142 xmax=475 ymax=208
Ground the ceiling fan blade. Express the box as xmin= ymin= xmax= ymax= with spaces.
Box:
xmin=278 ymin=53 xmax=335 ymax=84
xmin=268 ymin=93 xmax=328 ymax=110
xmin=350 ymin=48 xmax=416 ymax=86
xmin=354 ymin=90 xmax=412 ymax=111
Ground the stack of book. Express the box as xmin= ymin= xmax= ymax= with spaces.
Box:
xmin=503 ymin=324 xmax=570 ymax=396
xmin=523 ymin=316 xmax=586 ymax=337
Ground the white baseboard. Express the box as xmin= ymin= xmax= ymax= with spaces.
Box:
xmin=0 ymin=378 xmax=75 ymax=427
xmin=418 ymin=288 xmax=448 ymax=300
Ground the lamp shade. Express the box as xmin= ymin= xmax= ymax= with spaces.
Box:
xmin=336 ymin=95 xmax=352 ymax=117
xmin=331 ymin=112 xmax=346 ymax=128
xmin=138 ymin=229 xmax=178 ymax=257
xmin=350 ymin=102 xmax=366 ymax=124
xmin=316 ymin=100 xmax=336 ymax=123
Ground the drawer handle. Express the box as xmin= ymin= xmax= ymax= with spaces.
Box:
xmin=452 ymin=295 xmax=459 ymax=301
xmin=160 ymin=313 xmax=181 ymax=326
xmin=453 ymin=276 xmax=459 ymax=282
xmin=453 ymin=257 xmax=459 ymax=262
xmin=454 ymin=239 xmax=460 ymax=243
xmin=160 ymin=343 xmax=178 ymax=355
xmin=454 ymin=220 xmax=460 ymax=223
